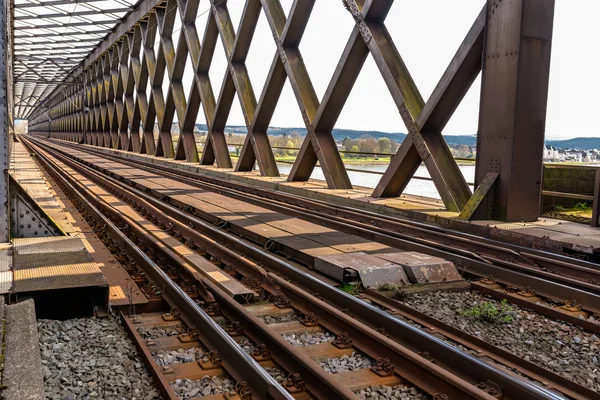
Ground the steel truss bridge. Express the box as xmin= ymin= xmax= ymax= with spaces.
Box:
xmin=2 ymin=0 xmax=555 ymax=240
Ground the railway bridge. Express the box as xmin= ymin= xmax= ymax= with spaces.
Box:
xmin=1 ymin=1 xmax=600 ymax=399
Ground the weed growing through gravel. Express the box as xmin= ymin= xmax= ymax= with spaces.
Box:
xmin=340 ymin=284 xmax=360 ymax=295
xmin=462 ymin=300 xmax=514 ymax=324
xmin=377 ymin=283 xmax=409 ymax=301
xmin=378 ymin=283 xmax=399 ymax=291
xmin=391 ymin=288 xmax=409 ymax=301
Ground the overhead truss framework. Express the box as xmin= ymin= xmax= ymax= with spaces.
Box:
xmin=13 ymin=0 xmax=141 ymax=119
xmin=27 ymin=0 xmax=555 ymax=222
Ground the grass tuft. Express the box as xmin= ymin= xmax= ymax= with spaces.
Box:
xmin=339 ymin=284 xmax=360 ymax=296
xmin=461 ymin=300 xmax=514 ymax=324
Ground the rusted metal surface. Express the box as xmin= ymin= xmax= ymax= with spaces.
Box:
xmin=9 ymin=175 xmax=64 ymax=238
xmin=204 ymin=278 xmax=362 ymax=399
xmin=314 ymin=252 xmax=409 ymax=288
xmin=374 ymin=252 xmax=462 ymax=284
xmin=121 ymin=313 xmax=179 ymax=400
xmin=457 ymin=172 xmax=499 ymax=221
xmin=475 ymin=0 xmax=555 ymax=221
xmin=25 ymin=137 xmax=493 ymax=399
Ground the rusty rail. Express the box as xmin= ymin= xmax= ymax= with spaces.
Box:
xmin=25 ymin=137 xmax=294 ymax=400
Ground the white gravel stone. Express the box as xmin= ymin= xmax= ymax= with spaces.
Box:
xmin=153 ymin=348 xmax=205 ymax=366
xmin=283 ymin=331 xmax=335 ymax=346
xmin=319 ymin=352 xmax=374 ymax=374
xmin=400 ymin=290 xmax=600 ymax=392
xmin=38 ymin=318 xmax=161 ymax=400
xmin=171 ymin=376 xmax=235 ymax=399
xmin=355 ymin=384 xmax=429 ymax=399
xmin=260 ymin=313 xmax=299 ymax=325
xmin=265 ymin=367 xmax=287 ymax=385
xmin=137 ymin=325 xmax=184 ymax=339
xmin=238 ymin=337 xmax=255 ymax=354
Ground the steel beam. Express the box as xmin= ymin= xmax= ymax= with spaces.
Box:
xmin=15 ymin=8 xmax=132 ymax=21
xmin=369 ymin=3 xmax=484 ymax=212
xmin=15 ymin=0 xmax=109 ymax=8
xmin=16 ymin=19 xmax=115 ymax=30
xmin=0 ymin=0 xmax=9 ymax=241
xmin=16 ymin=79 xmax=82 ymax=86
xmin=83 ymin=0 xmax=162 ymax=69
xmin=474 ymin=0 xmax=555 ymax=221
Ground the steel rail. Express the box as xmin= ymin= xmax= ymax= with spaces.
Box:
xmin=53 ymin=130 xmax=594 ymax=398
xmin=24 ymin=136 xmax=500 ymax=400
xmin=42 ymin=139 xmax=600 ymax=314
xmin=25 ymin=136 xmax=569 ymax=400
xmin=48 ymin=139 xmax=600 ymax=279
xmin=24 ymin=138 xmax=294 ymax=400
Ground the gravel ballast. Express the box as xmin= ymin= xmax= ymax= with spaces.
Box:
xmin=137 ymin=325 xmax=184 ymax=339
xmin=400 ymin=290 xmax=600 ymax=392
xmin=319 ymin=352 xmax=374 ymax=374
xmin=283 ymin=331 xmax=336 ymax=346
xmin=171 ymin=376 xmax=235 ymax=399
xmin=355 ymin=384 xmax=430 ymax=399
xmin=260 ymin=313 xmax=300 ymax=325
xmin=38 ymin=318 xmax=161 ymax=400
xmin=154 ymin=348 xmax=205 ymax=366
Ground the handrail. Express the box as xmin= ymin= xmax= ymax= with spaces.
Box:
xmin=541 ymin=168 xmax=600 ymax=227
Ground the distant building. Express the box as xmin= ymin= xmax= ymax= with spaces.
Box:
xmin=543 ymin=145 xmax=560 ymax=162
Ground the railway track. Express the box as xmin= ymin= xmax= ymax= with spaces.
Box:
xmin=34 ymin=138 xmax=600 ymax=331
xmin=20 ymin=136 xmax=597 ymax=398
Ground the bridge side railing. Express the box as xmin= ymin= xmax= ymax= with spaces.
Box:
xmin=541 ymin=164 xmax=600 ymax=227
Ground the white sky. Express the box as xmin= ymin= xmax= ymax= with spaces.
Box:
xmin=179 ymin=1 xmax=600 ymax=139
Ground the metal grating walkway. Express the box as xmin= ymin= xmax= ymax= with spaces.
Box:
xmin=12 ymin=237 xmax=107 ymax=293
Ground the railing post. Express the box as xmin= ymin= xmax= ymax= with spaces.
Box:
xmin=475 ymin=0 xmax=555 ymax=221
xmin=592 ymin=168 xmax=600 ymax=227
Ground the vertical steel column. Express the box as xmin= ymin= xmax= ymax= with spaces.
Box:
xmin=0 ymin=0 xmax=9 ymax=241
xmin=475 ymin=0 xmax=555 ymax=221
xmin=592 ymin=169 xmax=600 ymax=227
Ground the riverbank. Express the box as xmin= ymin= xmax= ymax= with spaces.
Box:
xmin=230 ymin=154 xmax=476 ymax=167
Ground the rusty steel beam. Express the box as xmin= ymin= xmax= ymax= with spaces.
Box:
xmin=474 ymin=0 xmax=555 ymax=221
xmin=373 ymin=6 xmax=486 ymax=211
xmin=257 ymin=0 xmax=352 ymax=189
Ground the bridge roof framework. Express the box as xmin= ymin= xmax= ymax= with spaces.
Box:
xmin=13 ymin=0 xmax=141 ymax=119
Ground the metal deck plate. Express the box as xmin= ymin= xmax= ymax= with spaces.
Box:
xmin=314 ymin=252 xmax=409 ymax=288
xmin=374 ymin=252 xmax=463 ymax=284
xmin=12 ymin=237 xmax=107 ymax=293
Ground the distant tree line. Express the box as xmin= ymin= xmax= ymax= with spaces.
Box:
xmin=189 ymin=130 xmax=401 ymax=159
xmin=341 ymin=135 xmax=398 ymax=157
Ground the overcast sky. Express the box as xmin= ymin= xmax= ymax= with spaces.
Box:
xmin=177 ymin=1 xmax=599 ymax=139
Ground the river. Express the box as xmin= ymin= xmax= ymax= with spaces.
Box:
xmin=276 ymin=164 xmax=476 ymax=199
